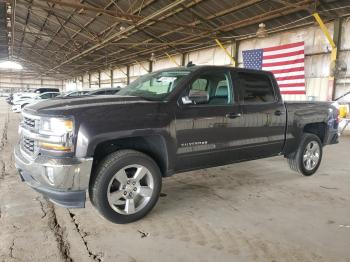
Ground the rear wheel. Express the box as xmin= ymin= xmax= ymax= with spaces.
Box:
xmin=288 ymin=133 xmax=323 ymax=176
xmin=90 ymin=150 xmax=162 ymax=224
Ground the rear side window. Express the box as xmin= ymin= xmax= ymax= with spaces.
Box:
xmin=238 ymin=72 xmax=275 ymax=103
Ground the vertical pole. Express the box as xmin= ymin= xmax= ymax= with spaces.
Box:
xmin=232 ymin=40 xmax=239 ymax=68
xmin=149 ymin=60 xmax=153 ymax=72
xmin=181 ymin=53 xmax=186 ymax=66
xmin=331 ymin=18 xmax=341 ymax=100
xmin=98 ymin=71 xmax=101 ymax=88
xmin=88 ymin=73 xmax=91 ymax=89
xmin=126 ymin=65 xmax=130 ymax=85
xmin=110 ymin=69 xmax=114 ymax=88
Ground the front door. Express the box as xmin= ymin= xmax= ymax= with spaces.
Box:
xmin=174 ymin=68 xmax=243 ymax=172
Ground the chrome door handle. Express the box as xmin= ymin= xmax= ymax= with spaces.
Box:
xmin=274 ymin=110 xmax=284 ymax=116
xmin=225 ymin=113 xmax=241 ymax=119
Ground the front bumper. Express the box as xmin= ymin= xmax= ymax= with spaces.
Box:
xmin=14 ymin=145 xmax=93 ymax=208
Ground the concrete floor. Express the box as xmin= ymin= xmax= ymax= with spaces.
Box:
xmin=0 ymin=99 xmax=349 ymax=262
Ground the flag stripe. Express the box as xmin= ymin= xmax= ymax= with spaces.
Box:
xmin=278 ymin=79 xmax=305 ymax=84
xmin=275 ymin=75 xmax=305 ymax=81
xmin=267 ymin=67 xmax=305 ymax=74
xmin=263 ymin=45 xmax=304 ymax=56
xmin=262 ymin=62 xmax=304 ymax=71
xmin=262 ymin=58 xmax=304 ymax=68
xmin=263 ymin=54 xmax=304 ymax=64
xmin=263 ymin=50 xmax=304 ymax=60
xmin=263 ymin=41 xmax=304 ymax=52
xmin=281 ymin=91 xmax=306 ymax=95
xmin=274 ymin=71 xmax=305 ymax=78
xmin=279 ymin=83 xmax=305 ymax=87
xmin=279 ymin=87 xmax=306 ymax=91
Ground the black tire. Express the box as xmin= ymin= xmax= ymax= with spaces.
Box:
xmin=90 ymin=150 xmax=162 ymax=224
xmin=287 ymin=133 xmax=323 ymax=176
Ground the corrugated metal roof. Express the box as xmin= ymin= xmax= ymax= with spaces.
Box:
xmin=1 ymin=0 xmax=349 ymax=78
xmin=0 ymin=3 xmax=9 ymax=60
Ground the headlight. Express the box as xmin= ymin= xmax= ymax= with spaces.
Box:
xmin=39 ymin=117 xmax=74 ymax=152
xmin=40 ymin=117 xmax=73 ymax=134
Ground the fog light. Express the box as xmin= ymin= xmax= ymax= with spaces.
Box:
xmin=45 ymin=167 xmax=55 ymax=185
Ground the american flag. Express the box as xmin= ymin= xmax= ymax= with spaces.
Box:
xmin=242 ymin=41 xmax=306 ymax=95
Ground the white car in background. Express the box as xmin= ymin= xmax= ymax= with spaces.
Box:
xmin=56 ymin=90 xmax=90 ymax=97
xmin=12 ymin=92 xmax=38 ymax=105
xmin=12 ymin=92 xmax=60 ymax=113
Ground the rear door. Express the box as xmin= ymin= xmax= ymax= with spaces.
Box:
xmin=232 ymin=70 xmax=286 ymax=158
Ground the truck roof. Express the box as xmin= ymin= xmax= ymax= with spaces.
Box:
xmin=153 ymin=65 xmax=273 ymax=76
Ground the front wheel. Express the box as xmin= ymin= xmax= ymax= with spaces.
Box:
xmin=90 ymin=150 xmax=162 ymax=224
xmin=287 ymin=133 xmax=323 ymax=176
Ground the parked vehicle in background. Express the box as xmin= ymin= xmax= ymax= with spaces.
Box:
xmin=12 ymin=92 xmax=60 ymax=113
xmin=0 ymin=92 xmax=9 ymax=97
xmin=11 ymin=93 xmax=37 ymax=105
xmin=57 ymin=90 xmax=90 ymax=98
xmin=11 ymin=95 xmax=37 ymax=112
xmin=15 ymin=65 xmax=339 ymax=224
xmin=34 ymin=88 xmax=60 ymax=94
xmin=87 ymin=87 xmax=121 ymax=95
xmin=5 ymin=94 xmax=13 ymax=104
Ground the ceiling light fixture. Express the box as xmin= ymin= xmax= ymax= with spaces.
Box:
xmin=256 ymin=23 xmax=268 ymax=38
xmin=150 ymin=53 xmax=156 ymax=62
xmin=0 ymin=61 xmax=23 ymax=70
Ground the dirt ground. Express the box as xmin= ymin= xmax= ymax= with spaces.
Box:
xmin=0 ymin=99 xmax=349 ymax=262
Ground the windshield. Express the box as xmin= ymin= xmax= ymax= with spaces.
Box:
xmin=117 ymin=70 xmax=191 ymax=100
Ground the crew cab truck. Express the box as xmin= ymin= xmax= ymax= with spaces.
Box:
xmin=14 ymin=65 xmax=339 ymax=224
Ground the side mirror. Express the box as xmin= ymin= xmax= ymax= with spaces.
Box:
xmin=182 ymin=90 xmax=209 ymax=105
xmin=181 ymin=96 xmax=192 ymax=105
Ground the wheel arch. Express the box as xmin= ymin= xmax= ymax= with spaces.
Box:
xmin=303 ymin=122 xmax=327 ymax=143
xmin=91 ymin=135 xmax=170 ymax=178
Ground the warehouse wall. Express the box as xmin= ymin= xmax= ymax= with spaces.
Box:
xmin=0 ymin=74 xmax=63 ymax=95
xmin=336 ymin=18 xmax=350 ymax=102
xmin=238 ymin=23 xmax=335 ymax=101
xmin=65 ymin=20 xmax=350 ymax=103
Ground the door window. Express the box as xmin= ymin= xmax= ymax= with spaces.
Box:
xmin=188 ymin=71 xmax=233 ymax=105
xmin=40 ymin=93 xmax=51 ymax=99
xmin=238 ymin=72 xmax=275 ymax=103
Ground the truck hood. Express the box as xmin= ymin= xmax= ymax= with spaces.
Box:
xmin=24 ymin=95 xmax=157 ymax=116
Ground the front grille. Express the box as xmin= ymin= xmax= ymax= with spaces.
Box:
xmin=23 ymin=116 xmax=37 ymax=129
xmin=22 ymin=137 xmax=37 ymax=155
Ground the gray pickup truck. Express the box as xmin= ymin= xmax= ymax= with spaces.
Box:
xmin=15 ymin=65 xmax=339 ymax=223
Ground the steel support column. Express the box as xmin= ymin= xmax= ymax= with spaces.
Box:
xmin=110 ymin=69 xmax=114 ymax=88
xmin=215 ymin=38 xmax=236 ymax=66
xmin=126 ymin=65 xmax=130 ymax=85
xmin=313 ymin=13 xmax=338 ymax=101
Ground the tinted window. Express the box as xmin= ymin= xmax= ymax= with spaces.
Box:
xmin=188 ymin=71 xmax=232 ymax=105
xmin=118 ymin=70 xmax=191 ymax=100
xmin=191 ymin=79 xmax=208 ymax=91
xmin=238 ymin=72 xmax=275 ymax=103
xmin=105 ymin=90 xmax=117 ymax=95
xmin=40 ymin=93 xmax=51 ymax=99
